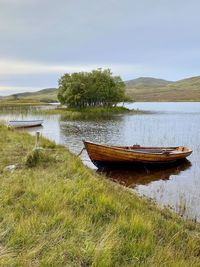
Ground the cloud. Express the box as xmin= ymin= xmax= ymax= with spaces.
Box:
xmin=0 ymin=85 xmax=42 ymax=96
xmin=0 ymin=58 xmax=144 ymax=77
xmin=1 ymin=0 xmax=200 ymax=84
xmin=0 ymin=58 xmax=163 ymax=95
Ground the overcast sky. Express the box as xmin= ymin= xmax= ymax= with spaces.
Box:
xmin=1 ymin=0 xmax=200 ymax=95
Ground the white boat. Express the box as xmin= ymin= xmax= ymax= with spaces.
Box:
xmin=8 ymin=119 xmax=43 ymax=128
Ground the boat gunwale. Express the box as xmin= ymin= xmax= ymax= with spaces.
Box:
xmin=9 ymin=120 xmax=43 ymax=123
xmin=8 ymin=120 xmax=44 ymax=128
xmin=83 ymin=140 xmax=192 ymax=156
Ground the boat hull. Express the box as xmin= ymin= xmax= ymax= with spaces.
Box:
xmin=92 ymin=159 xmax=186 ymax=170
xmin=8 ymin=120 xmax=43 ymax=128
xmin=84 ymin=141 xmax=192 ymax=169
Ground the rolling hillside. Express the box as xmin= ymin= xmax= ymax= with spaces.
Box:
xmin=3 ymin=88 xmax=58 ymax=103
xmin=125 ymin=76 xmax=200 ymax=101
xmin=2 ymin=75 xmax=200 ymax=103
xmin=125 ymin=77 xmax=173 ymax=88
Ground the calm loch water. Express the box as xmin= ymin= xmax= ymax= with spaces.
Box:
xmin=1 ymin=102 xmax=200 ymax=221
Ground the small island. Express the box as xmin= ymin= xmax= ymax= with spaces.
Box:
xmin=54 ymin=68 xmax=132 ymax=119
xmin=36 ymin=69 xmax=144 ymax=119
xmin=58 ymin=68 xmax=126 ymax=108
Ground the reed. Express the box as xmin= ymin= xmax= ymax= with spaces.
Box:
xmin=0 ymin=124 xmax=200 ymax=266
xmin=0 ymin=99 xmax=49 ymax=107
xmin=35 ymin=106 xmax=147 ymax=120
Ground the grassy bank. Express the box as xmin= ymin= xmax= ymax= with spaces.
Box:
xmin=36 ymin=106 xmax=148 ymax=120
xmin=0 ymin=125 xmax=200 ymax=266
xmin=0 ymin=99 xmax=50 ymax=107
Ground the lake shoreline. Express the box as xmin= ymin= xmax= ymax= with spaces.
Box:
xmin=2 ymin=99 xmax=200 ymax=107
xmin=0 ymin=124 xmax=200 ymax=265
xmin=0 ymin=102 xmax=199 ymax=221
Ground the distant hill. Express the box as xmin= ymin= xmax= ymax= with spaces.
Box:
xmin=125 ymin=76 xmax=200 ymax=101
xmin=2 ymin=75 xmax=200 ymax=103
xmin=4 ymin=88 xmax=58 ymax=103
xmin=125 ymin=77 xmax=173 ymax=88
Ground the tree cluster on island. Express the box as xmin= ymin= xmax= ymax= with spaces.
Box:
xmin=58 ymin=69 xmax=126 ymax=108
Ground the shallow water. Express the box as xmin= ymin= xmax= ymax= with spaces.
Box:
xmin=1 ymin=102 xmax=200 ymax=221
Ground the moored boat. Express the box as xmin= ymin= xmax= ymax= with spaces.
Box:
xmin=83 ymin=140 xmax=192 ymax=169
xmin=8 ymin=119 xmax=43 ymax=128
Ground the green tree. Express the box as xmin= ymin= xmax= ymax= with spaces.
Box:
xmin=58 ymin=69 xmax=126 ymax=108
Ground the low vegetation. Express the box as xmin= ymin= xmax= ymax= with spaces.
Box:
xmin=0 ymin=98 xmax=48 ymax=107
xmin=0 ymin=124 xmax=200 ymax=266
xmin=35 ymin=106 xmax=143 ymax=120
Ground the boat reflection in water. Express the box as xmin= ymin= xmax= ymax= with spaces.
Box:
xmin=98 ymin=159 xmax=192 ymax=188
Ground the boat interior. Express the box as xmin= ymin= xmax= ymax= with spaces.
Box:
xmin=113 ymin=145 xmax=190 ymax=154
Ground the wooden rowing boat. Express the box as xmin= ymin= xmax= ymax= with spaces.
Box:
xmin=8 ymin=119 xmax=43 ymax=128
xmin=83 ymin=140 xmax=192 ymax=169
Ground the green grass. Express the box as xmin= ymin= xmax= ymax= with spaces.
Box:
xmin=0 ymin=98 xmax=50 ymax=107
xmin=35 ymin=106 xmax=147 ymax=120
xmin=0 ymin=124 xmax=200 ymax=266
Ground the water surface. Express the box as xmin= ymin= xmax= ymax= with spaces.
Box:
xmin=1 ymin=102 xmax=200 ymax=221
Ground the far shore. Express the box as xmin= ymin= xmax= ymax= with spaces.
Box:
xmin=0 ymin=100 xmax=151 ymax=120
